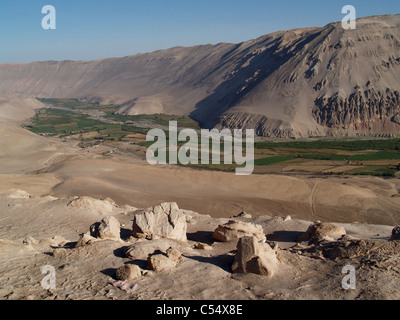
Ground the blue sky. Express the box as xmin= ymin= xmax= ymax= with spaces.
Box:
xmin=0 ymin=0 xmax=399 ymax=63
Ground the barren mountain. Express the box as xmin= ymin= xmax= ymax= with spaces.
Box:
xmin=0 ymin=14 xmax=399 ymax=138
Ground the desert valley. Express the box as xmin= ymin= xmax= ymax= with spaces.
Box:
xmin=1 ymin=13 xmax=400 ymax=301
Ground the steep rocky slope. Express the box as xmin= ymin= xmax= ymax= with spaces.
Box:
xmin=0 ymin=14 xmax=399 ymax=138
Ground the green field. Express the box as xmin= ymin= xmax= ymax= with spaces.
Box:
xmin=253 ymin=139 xmax=400 ymax=176
xmin=344 ymin=166 xmax=399 ymax=177
xmin=254 ymin=156 xmax=294 ymax=166
xmin=27 ymin=108 xmax=111 ymax=135
xmin=105 ymin=112 xmax=200 ymax=129
xmin=255 ymin=139 xmax=400 ymax=152
xmin=26 ymin=106 xmax=148 ymax=141
xmin=38 ymin=98 xmax=104 ymax=110
xmin=29 ymin=98 xmax=199 ymax=143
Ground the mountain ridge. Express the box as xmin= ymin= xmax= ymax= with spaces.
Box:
xmin=1 ymin=13 xmax=399 ymax=138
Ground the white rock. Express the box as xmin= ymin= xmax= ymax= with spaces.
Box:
xmin=132 ymin=202 xmax=187 ymax=241
xmin=232 ymin=236 xmax=279 ymax=277
xmin=90 ymin=216 xmax=121 ymax=240
xmin=213 ymin=220 xmax=265 ymax=242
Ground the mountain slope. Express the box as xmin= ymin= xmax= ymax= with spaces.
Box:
xmin=0 ymin=14 xmax=399 ymax=138
xmin=208 ymin=14 xmax=400 ymax=138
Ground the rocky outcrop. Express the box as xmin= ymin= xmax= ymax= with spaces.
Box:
xmin=232 ymin=236 xmax=279 ymax=276
xmin=124 ymin=239 xmax=172 ymax=260
xmin=67 ymin=196 xmax=118 ymax=215
xmin=147 ymin=253 xmax=177 ymax=272
xmin=298 ymin=221 xmax=346 ymax=244
xmin=132 ymin=202 xmax=187 ymax=241
xmin=313 ymin=239 xmax=400 ymax=260
xmin=213 ymin=220 xmax=265 ymax=242
xmin=90 ymin=216 xmax=121 ymax=241
xmin=216 ymin=113 xmax=296 ymax=139
xmin=146 ymin=246 xmax=183 ymax=272
xmin=313 ymin=89 xmax=400 ymax=134
xmin=7 ymin=189 xmax=31 ymax=199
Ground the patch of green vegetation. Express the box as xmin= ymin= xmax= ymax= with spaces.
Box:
xmin=28 ymin=107 xmax=146 ymax=141
xmin=254 ymin=156 xmax=294 ymax=166
xmin=297 ymin=151 xmax=400 ymax=161
xmin=30 ymin=108 xmax=110 ymax=134
xmin=37 ymin=98 xmax=104 ymax=110
xmin=298 ymin=153 xmax=349 ymax=161
xmin=38 ymin=98 xmax=201 ymax=129
xmin=255 ymin=139 xmax=400 ymax=152
xmin=345 ymin=166 xmax=397 ymax=177
xmin=348 ymin=151 xmax=400 ymax=161
xmin=104 ymin=111 xmax=201 ymax=129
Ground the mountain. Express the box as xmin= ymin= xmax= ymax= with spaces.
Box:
xmin=0 ymin=14 xmax=399 ymax=138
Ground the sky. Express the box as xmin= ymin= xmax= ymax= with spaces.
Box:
xmin=0 ymin=0 xmax=399 ymax=63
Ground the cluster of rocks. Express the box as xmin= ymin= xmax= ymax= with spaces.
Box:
xmin=73 ymin=200 xmax=400 ymax=282
xmin=74 ymin=202 xmax=188 ymax=280
xmin=115 ymin=246 xmax=184 ymax=281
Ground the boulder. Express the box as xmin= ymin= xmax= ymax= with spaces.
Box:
xmin=298 ymin=221 xmax=346 ymax=244
xmin=132 ymin=202 xmax=187 ymax=241
xmin=116 ymin=264 xmax=141 ymax=281
xmin=232 ymin=236 xmax=279 ymax=276
xmin=166 ymin=247 xmax=183 ymax=263
xmin=147 ymin=254 xmax=176 ymax=272
xmin=90 ymin=216 xmax=120 ymax=240
xmin=124 ymin=239 xmax=172 ymax=260
xmin=391 ymin=226 xmax=400 ymax=240
xmin=212 ymin=220 xmax=265 ymax=242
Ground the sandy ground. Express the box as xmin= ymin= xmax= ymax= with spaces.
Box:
xmin=1 ymin=97 xmax=400 ymax=300
xmin=0 ymin=193 xmax=399 ymax=300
